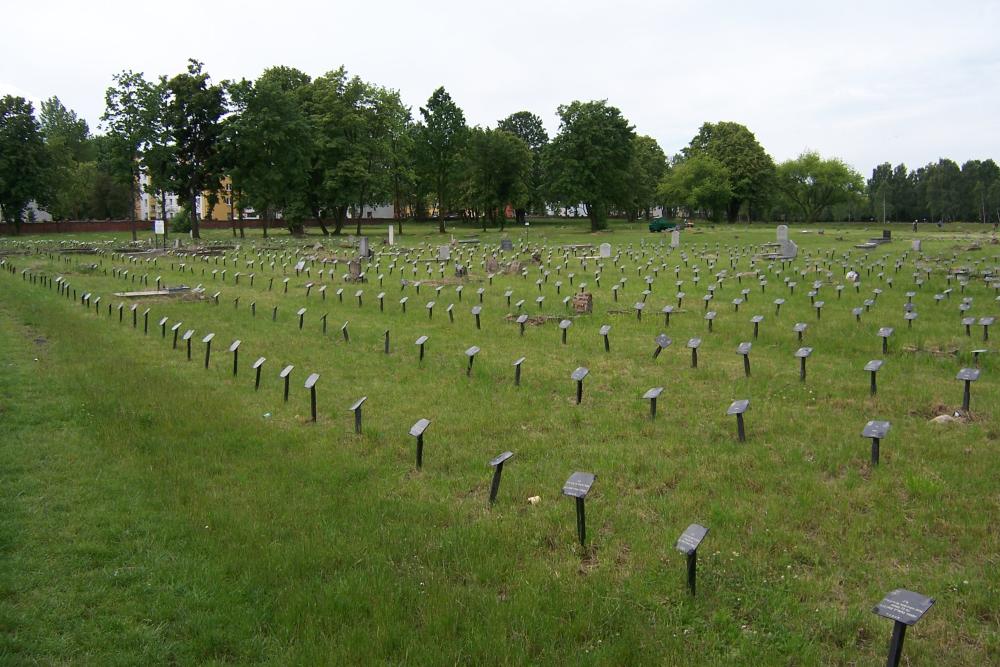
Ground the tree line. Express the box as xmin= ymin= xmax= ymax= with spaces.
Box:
xmin=2 ymin=60 xmax=999 ymax=237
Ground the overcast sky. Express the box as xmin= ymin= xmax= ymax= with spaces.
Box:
xmin=3 ymin=0 xmax=998 ymax=175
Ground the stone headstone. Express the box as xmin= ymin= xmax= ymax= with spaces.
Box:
xmin=501 ymin=238 xmax=514 ymax=251
xmin=359 ymin=237 xmax=371 ymax=258
xmin=911 ymin=239 xmax=921 ymax=252
xmin=670 ymin=230 xmax=680 ymax=248
xmin=438 ymin=245 xmax=451 ymax=261
xmin=599 ymin=243 xmax=612 ymax=258
xmin=388 ymin=226 xmax=395 ymax=246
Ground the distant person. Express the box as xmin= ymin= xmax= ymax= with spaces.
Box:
xmin=912 ymin=221 xmax=917 ymax=232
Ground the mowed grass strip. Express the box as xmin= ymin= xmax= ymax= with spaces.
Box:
xmin=1 ymin=224 xmax=999 ymax=664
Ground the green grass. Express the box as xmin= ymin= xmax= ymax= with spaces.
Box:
xmin=1 ymin=222 xmax=998 ymax=665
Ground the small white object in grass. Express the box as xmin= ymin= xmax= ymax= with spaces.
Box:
xmin=263 ymin=412 xmax=272 ymax=419
xmin=528 ymin=496 xmax=540 ymax=505
xmin=846 ymin=270 xmax=859 ymax=283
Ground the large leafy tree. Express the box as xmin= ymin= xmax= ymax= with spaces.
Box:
xmin=224 ymin=66 xmax=313 ymax=237
xmin=658 ymin=155 xmax=732 ymax=221
xmin=683 ymin=121 xmax=774 ymax=222
xmin=39 ymin=96 xmax=96 ymax=220
xmin=497 ymin=111 xmax=548 ymax=222
xmin=923 ymin=159 xmax=963 ymax=222
xmin=102 ymin=71 xmax=157 ymax=240
xmin=623 ymin=134 xmax=667 ymax=221
xmin=415 ymin=87 xmax=467 ymax=233
xmin=543 ymin=100 xmax=634 ymax=231
xmin=776 ymin=151 xmax=865 ymax=222
xmin=0 ymin=96 xmax=48 ymax=234
xmin=382 ymin=90 xmax=415 ymax=232
xmin=461 ymin=127 xmax=532 ymax=231
xmin=163 ymin=59 xmax=227 ymax=239
xmin=306 ymin=68 xmax=377 ymax=235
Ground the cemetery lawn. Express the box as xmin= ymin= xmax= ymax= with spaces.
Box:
xmin=1 ymin=221 xmax=998 ymax=665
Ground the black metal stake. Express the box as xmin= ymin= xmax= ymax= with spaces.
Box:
xmin=687 ymin=552 xmax=697 ymax=595
xmin=310 ymin=386 xmax=317 ymax=422
xmin=575 ymin=497 xmax=586 ymax=545
xmin=416 ymin=434 xmax=424 ymax=469
xmin=870 ymin=371 xmax=878 ymax=396
xmin=962 ymin=380 xmax=972 ymax=411
xmin=736 ymin=414 xmax=746 ymax=442
xmin=488 ymin=462 xmax=505 ymax=505
xmin=691 ymin=348 xmax=698 ymax=368
xmin=576 ymin=380 xmax=584 ymax=404
xmin=871 ymin=437 xmax=880 ymax=466
xmin=886 ymin=620 xmax=907 ymax=667
xmin=744 ymin=355 xmax=751 ymax=377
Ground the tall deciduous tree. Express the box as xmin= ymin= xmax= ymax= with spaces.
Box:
xmin=416 ymin=87 xmax=467 ymax=233
xmin=102 ymin=71 xmax=156 ymax=240
xmin=776 ymin=151 xmax=864 ymax=222
xmin=224 ymin=67 xmax=312 ymax=238
xmin=0 ymin=96 xmax=48 ymax=234
xmin=462 ymin=127 xmax=532 ymax=231
xmin=163 ymin=59 xmax=226 ymax=239
xmin=684 ymin=121 xmax=774 ymax=222
xmin=497 ymin=111 xmax=548 ymax=223
xmin=543 ymin=100 xmax=635 ymax=231
xmin=658 ymin=155 xmax=732 ymax=221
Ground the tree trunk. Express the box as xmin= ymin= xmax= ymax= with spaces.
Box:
xmin=726 ymin=198 xmax=740 ymax=223
xmin=238 ymin=204 xmax=245 ymax=239
xmin=317 ymin=219 xmax=330 ymax=235
xmin=262 ymin=211 xmax=268 ymax=239
xmin=333 ymin=207 xmax=346 ymax=235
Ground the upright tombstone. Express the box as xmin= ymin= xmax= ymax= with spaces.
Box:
xmin=304 ymin=373 xmax=320 ymax=422
xmin=873 ymin=589 xmax=935 ymax=667
xmin=675 ymin=523 xmax=709 ymax=595
xmin=862 ymin=420 xmax=890 ymax=465
xmin=727 ymin=399 xmax=749 ymax=442
xmin=487 ymin=451 xmax=514 ymax=505
xmin=438 ymin=245 xmax=451 ymax=261
xmin=670 ymin=229 xmax=680 ymax=248
xmin=599 ymin=243 xmax=612 ymax=258
xmin=409 ymin=418 xmax=431 ymax=469
xmin=562 ymin=472 xmax=596 ymax=545
xmin=388 ymin=225 xmax=395 ymax=246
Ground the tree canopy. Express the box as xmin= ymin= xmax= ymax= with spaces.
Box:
xmin=543 ymin=100 xmax=635 ymax=231
xmin=776 ymin=151 xmax=865 ymax=222
xmin=0 ymin=96 xmax=48 ymax=232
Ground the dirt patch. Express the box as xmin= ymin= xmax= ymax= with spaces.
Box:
xmin=908 ymin=403 xmax=977 ymax=423
xmin=901 ymin=343 xmax=959 ymax=357
xmin=504 ymin=315 xmax=553 ymax=326
xmin=33 ymin=336 xmax=47 ymax=346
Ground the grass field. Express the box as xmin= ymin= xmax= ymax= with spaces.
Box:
xmin=1 ymin=220 xmax=998 ymax=665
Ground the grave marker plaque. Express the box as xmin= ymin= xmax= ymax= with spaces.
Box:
xmin=280 ymin=364 xmax=294 ymax=402
xmin=737 ymin=342 xmax=752 ymax=376
xmin=202 ymin=333 xmax=215 ymax=368
xmin=862 ymin=420 xmax=890 ymax=465
xmin=956 ymin=368 xmax=980 ymax=411
xmin=183 ymin=329 xmax=195 ymax=360
xmin=687 ymin=337 xmax=702 ymax=368
xmin=675 ymin=523 xmax=709 ymax=595
xmin=864 ymin=359 xmax=883 ymax=396
xmin=410 ymin=418 xmax=431 ymax=468
xmin=349 ymin=396 xmax=367 ymax=434
xmin=513 ymin=356 xmax=525 ymax=386
xmin=304 ymin=373 xmax=320 ymax=422
xmin=873 ymin=589 xmax=935 ymax=667
xmin=643 ymin=386 xmax=664 ymax=419
xmin=562 ymin=472 xmax=596 ymax=545
xmin=571 ymin=366 xmax=589 ymax=404
xmin=727 ymin=399 xmax=749 ymax=442
xmin=415 ymin=335 xmax=428 ymax=362
xmin=795 ymin=346 xmax=813 ymax=381
xmin=488 ymin=451 xmax=514 ymax=505
xmin=653 ymin=334 xmax=672 ymax=359
xmin=465 ymin=345 xmax=480 ymax=376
